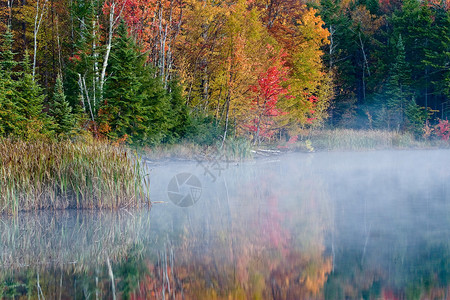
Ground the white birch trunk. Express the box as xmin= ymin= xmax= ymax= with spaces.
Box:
xmin=100 ymin=1 xmax=115 ymax=97
xmin=99 ymin=0 xmax=127 ymax=98
xmin=33 ymin=0 xmax=48 ymax=81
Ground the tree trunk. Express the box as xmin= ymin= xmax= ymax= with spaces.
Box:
xmin=100 ymin=1 xmax=115 ymax=98
xmin=33 ymin=0 xmax=48 ymax=81
xmin=7 ymin=0 xmax=14 ymax=26
xmin=221 ymin=94 xmax=230 ymax=148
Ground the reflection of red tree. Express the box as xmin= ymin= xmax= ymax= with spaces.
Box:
xmin=382 ymin=289 xmax=400 ymax=300
xmin=260 ymin=195 xmax=290 ymax=254
xmin=252 ymin=185 xmax=332 ymax=298
xmin=130 ymin=174 xmax=332 ymax=299
xmin=270 ymin=251 xmax=332 ymax=298
xmin=382 ymin=287 xmax=450 ymax=300
xmin=130 ymin=259 xmax=184 ymax=300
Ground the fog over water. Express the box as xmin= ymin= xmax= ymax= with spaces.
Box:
xmin=1 ymin=150 xmax=449 ymax=298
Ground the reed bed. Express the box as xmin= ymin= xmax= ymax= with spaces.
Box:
xmin=219 ymin=138 xmax=253 ymax=160
xmin=143 ymin=142 xmax=207 ymax=160
xmin=299 ymin=129 xmax=430 ymax=151
xmin=0 ymin=138 xmax=149 ymax=214
xmin=143 ymin=139 xmax=254 ymax=161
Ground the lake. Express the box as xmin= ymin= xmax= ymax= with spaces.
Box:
xmin=1 ymin=150 xmax=449 ymax=299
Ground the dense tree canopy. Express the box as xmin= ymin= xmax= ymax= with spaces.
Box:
xmin=0 ymin=0 xmax=449 ymax=144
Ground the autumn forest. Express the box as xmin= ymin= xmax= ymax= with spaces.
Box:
xmin=1 ymin=0 xmax=450 ymax=297
xmin=0 ymin=0 xmax=448 ymax=145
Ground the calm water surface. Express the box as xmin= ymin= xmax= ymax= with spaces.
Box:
xmin=1 ymin=150 xmax=449 ymax=299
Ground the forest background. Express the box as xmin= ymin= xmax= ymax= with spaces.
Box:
xmin=0 ymin=0 xmax=449 ymax=147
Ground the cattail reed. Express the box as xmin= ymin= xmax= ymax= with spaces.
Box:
xmin=0 ymin=138 xmax=150 ymax=214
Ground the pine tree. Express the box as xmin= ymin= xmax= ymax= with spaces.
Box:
xmin=0 ymin=70 xmax=18 ymax=136
xmin=102 ymin=20 xmax=172 ymax=144
xmin=101 ymin=21 xmax=148 ymax=142
xmin=384 ymin=35 xmax=412 ymax=129
xmin=165 ymin=80 xmax=190 ymax=142
xmin=140 ymin=63 xmax=171 ymax=144
xmin=17 ymin=51 xmax=44 ymax=118
xmin=51 ymin=75 xmax=75 ymax=136
xmin=0 ymin=26 xmax=18 ymax=75
xmin=0 ymin=27 xmax=22 ymax=136
xmin=424 ymin=6 xmax=450 ymax=116
xmin=72 ymin=94 xmax=88 ymax=129
xmin=15 ymin=51 xmax=54 ymax=139
xmin=319 ymin=0 xmax=360 ymax=126
xmin=405 ymin=97 xmax=427 ymax=138
xmin=391 ymin=0 xmax=432 ymax=103
xmin=64 ymin=0 xmax=102 ymax=111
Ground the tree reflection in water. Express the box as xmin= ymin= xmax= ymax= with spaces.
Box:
xmin=1 ymin=151 xmax=450 ymax=299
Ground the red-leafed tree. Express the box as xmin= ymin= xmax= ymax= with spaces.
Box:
xmin=104 ymin=0 xmax=156 ymax=40
xmin=103 ymin=0 xmax=182 ymax=85
xmin=436 ymin=119 xmax=450 ymax=140
xmin=248 ymin=53 xmax=292 ymax=144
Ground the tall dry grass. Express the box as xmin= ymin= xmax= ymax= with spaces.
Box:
xmin=300 ymin=129 xmax=427 ymax=151
xmin=143 ymin=139 xmax=254 ymax=161
xmin=0 ymin=138 xmax=149 ymax=214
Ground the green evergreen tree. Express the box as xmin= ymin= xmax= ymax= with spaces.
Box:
xmin=391 ymin=0 xmax=432 ymax=103
xmin=15 ymin=51 xmax=54 ymax=139
xmin=319 ymin=0 xmax=358 ymax=126
xmin=17 ymin=51 xmax=45 ymax=119
xmin=0 ymin=27 xmax=18 ymax=75
xmin=51 ymin=75 xmax=76 ymax=136
xmin=382 ymin=35 xmax=412 ymax=129
xmin=102 ymin=21 xmax=148 ymax=142
xmin=72 ymin=94 xmax=89 ymax=129
xmin=318 ymin=0 xmax=389 ymax=126
xmin=0 ymin=27 xmax=22 ymax=136
xmin=424 ymin=6 xmax=450 ymax=117
xmin=0 ymin=72 xmax=15 ymax=136
xmin=64 ymin=0 xmax=102 ymax=117
xmin=373 ymin=104 xmax=390 ymax=129
xmin=139 ymin=63 xmax=171 ymax=144
xmin=165 ymin=80 xmax=191 ymax=142
xmin=405 ymin=97 xmax=428 ymax=138
xmin=102 ymin=21 xmax=172 ymax=144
